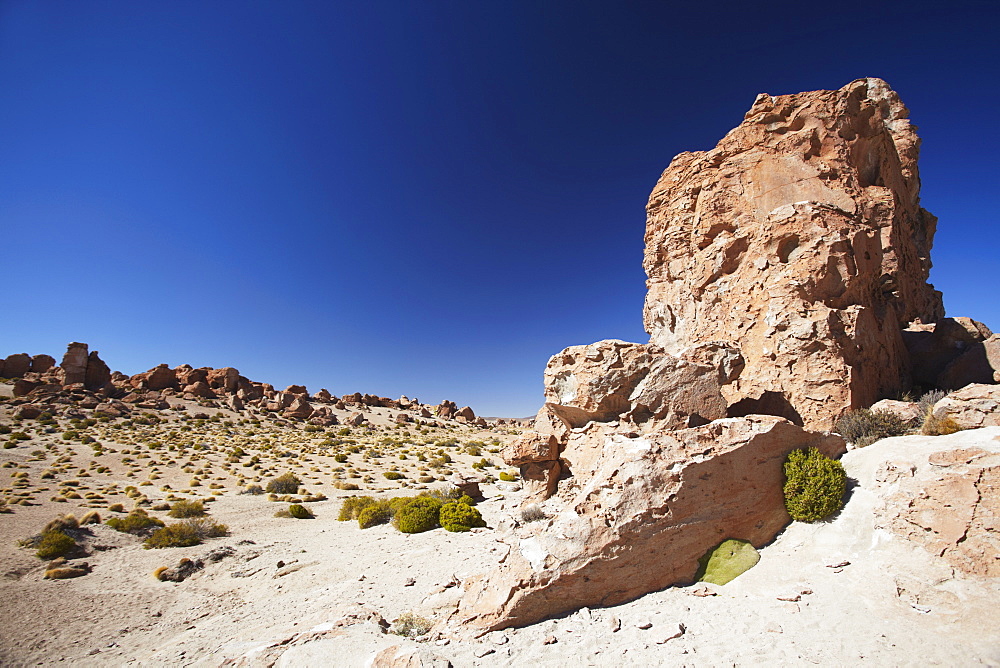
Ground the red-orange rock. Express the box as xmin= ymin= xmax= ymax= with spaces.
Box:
xmin=642 ymin=78 xmax=944 ymax=429
xmin=30 ymin=354 xmax=55 ymax=374
xmin=60 ymin=343 xmax=89 ymax=386
xmin=453 ymin=416 xmax=845 ymax=631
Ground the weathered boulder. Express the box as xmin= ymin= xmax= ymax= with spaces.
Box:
xmin=30 ymin=354 xmax=56 ymax=374
xmin=315 ymin=388 xmax=333 ymax=402
xmin=4 ymin=353 xmax=32 ymax=378
xmin=85 ymin=351 xmax=111 ymax=391
xmin=436 ymin=400 xmax=458 ymax=419
xmin=937 ymin=333 xmax=1000 ymax=390
xmin=542 ymin=340 xmax=732 ymax=429
xmin=642 ymin=78 xmax=944 ymax=429
xmin=207 ymin=367 xmax=240 ymax=393
xmin=869 ymin=398 xmax=924 ymax=424
xmin=447 ymin=472 xmax=486 ymax=501
xmin=183 ymin=381 xmax=215 ymax=399
xmin=850 ymin=427 xmax=1000 ymax=577
xmin=60 ymin=343 xmax=89 ymax=386
xmin=452 ymin=416 xmax=844 ymax=631
xmin=133 ymin=364 xmax=179 ymax=391
xmin=931 ymin=384 xmax=1000 ymax=430
xmin=286 ymin=384 xmax=307 ymax=396
xmin=283 ymin=397 xmax=314 ymax=419
xmin=345 ymin=412 xmax=365 ymax=427
xmin=456 ymin=406 xmax=475 ymax=421
xmin=904 ymin=317 xmax=994 ymax=389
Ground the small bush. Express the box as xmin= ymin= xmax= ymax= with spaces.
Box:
xmin=440 ymin=500 xmax=486 ymax=532
xmin=79 ymin=511 xmax=101 ymax=525
xmin=338 ymin=496 xmax=377 ymax=521
xmin=44 ymin=514 xmax=79 ymax=534
xmin=921 ymin=410 xmax=963 ymax=436
xmin=288 ymin=504 xmax=313 ymax=519
xmin=144 ymin=518 xmax=229 ymax=549
xmin=240 ymin=484 xmax=264 ymax=495
xmin=334 ymin=482 xmax=360 ymax=491
xmin=105 ymin=509 xmax=165 ymax=535
xmin=520 ymin=504 xmax=547 ymax=523
xmin=393 ymin=497 xmax=442 ymax=534
xmin=358 ymin=503 xmax=391 ymax=529
xmin=383 ymin=471 xmax=404 ymax=480
xmin=498 ymin=471 xmax=518 ymax=482
xmin=917 ymin=389 xmax=946 ymax=414
xmin=783 ymin=447 xmax=846 ymax=522
xmin=835 ymin=408 xmax=911 ymax=447
xmin=108 ymin=503 xmax=125 ymax=513
xmin=265 ymin=472 xmax=301 ymax=495
xmin=167 ymin=499 xmax=205 ymax=518
xmin=334 ymin=453 xmax=348 ymax=463
xmin=391 ymin=612 xmax=433 ymax=637
xmin=36 ymin=531 xmax=76 ymax=560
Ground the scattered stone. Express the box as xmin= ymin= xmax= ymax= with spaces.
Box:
xmin=636 ymin=619 xmax=653 ymax=630
xmin=543 ymin=635 xmax=557 ymax=645
xmin=473 ymin=646 xmax=494 ymax=658
xmin=608 ymin=616 xmax=621 ymax=632
xmin=655 ymin=624 xmax=686 ymax=644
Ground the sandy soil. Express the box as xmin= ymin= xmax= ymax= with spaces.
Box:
xmin=1 ymin=385 xmax=998 ymax=667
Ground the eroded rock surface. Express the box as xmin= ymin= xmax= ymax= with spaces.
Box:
xmin=643 ymin=78 xmax=944 ymax=429
xmin=861 ymin=427 xmax=1000 ymax=577
xmin=453 ymin=417 xmax=844 ymax=631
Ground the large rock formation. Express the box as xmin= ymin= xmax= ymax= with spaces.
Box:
xmin=454 ymin=417 xmax=845 ymax=631
xmin=644 ymin=77 xmax=943 ymax=429
xmin=452 ymin=78 xmax=955 ymax=634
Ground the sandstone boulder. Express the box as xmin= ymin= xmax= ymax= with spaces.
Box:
xmin=436 ymin=400 xmax=458 ymax=419
xmin=283 ymin=397 xmax=314 ymax=419
xmin=346 ymin=412 xmax=365 ymax=427
xmin=852 ymin=427 xmax=1000 ymax=577
xmin=183 ymin=381 xmax=215 ymax=399
xmin=869 ymin=398 xmax=924 ymax=424
xmin=133 ymin=364 xmax=179 ymax=391
xmin=4 ymin=353 xmax=32 ymax=378
xmin=286 ymin=384 xmax=307 ymax=396
xmin=452 ymin=416 xmax=844 ymax=631
xmin=371 ymin=645 xmax=451 ymax=668
xmin=85 ymin=351 xmax=111 ymax=391
xmin=30 ymin=354 xmax=55 ymax=374
xmin=447 ymin=472 xmax=485 ymax=501
xmin=315 ymin=388 xmax=332 ymax=402
xmin=937 ymin=333 xmax=1000 ymax=390
xmin=456 ymin=406 xmax=475 ymax=421
xmin=207 ymin=367 xmax=240 ymax=393
xmin=931 ymin=384 xmax=1000 ymax=430
xmin=60 ymin=343 xmax=89 ymax=386
xmin=903 ymin=317 xmax=993 ymax=389
xmin=642 ymin=78 xmax=944 ymax=429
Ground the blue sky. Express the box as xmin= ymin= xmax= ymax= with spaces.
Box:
xmin=1 ymin=1 xmax=997 ymax=417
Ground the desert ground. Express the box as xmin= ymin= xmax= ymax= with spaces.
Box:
xmin=2 ymin=379 xmax=998 ymax=667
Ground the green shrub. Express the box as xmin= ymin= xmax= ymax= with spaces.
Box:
xmin=288 ymin=503 xmax=313 ymax=519
xmin=358 ymin=503 xmax=391 ymax=529
xmin=835 ymin=408 xmax=911 ymax=447
xmin=338 ymin=496 xmax=377 ymax=521
xmin=783 ymin=448 xmax=846 ymax=522
xmin=144 ymin=518 xmax=229 ymax=549
xmin=393 ymin=497 xmax=442 ymax=534
xmin=498 ymin=471 xmax=517 ymax=482
xmin=334 ymin=453 xmax=348 ymax=463
xmin=105 ymin=509 xmax=165 ymax=535
xmin=36 ymin=530 xmax=76 ymax=560
xmin=265 ymin=472 xmax=301 ymax=495
xmin=440 ymin=500 xmax=486 ymax=532
xmin=383 ymin=471 xmax=404 ymax=480
xmin=167 ymin=499 xmax=205 ymax=518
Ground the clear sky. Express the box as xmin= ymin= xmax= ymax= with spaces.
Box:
xmin=1 ymin=1 xmax=997 ymax=417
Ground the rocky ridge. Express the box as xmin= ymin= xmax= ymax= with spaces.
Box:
xmin=1 ymin=342 xmax=498 ymax=429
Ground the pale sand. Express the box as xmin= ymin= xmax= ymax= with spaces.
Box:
xmin=1 ymin=387 xmax=998 ymax=667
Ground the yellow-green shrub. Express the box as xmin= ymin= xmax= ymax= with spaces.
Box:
xmin=783 ymin=447 xmax=846 ymax=522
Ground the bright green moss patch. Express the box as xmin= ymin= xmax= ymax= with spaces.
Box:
xmin=696 ymin=539 xmax=759 ymax=585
